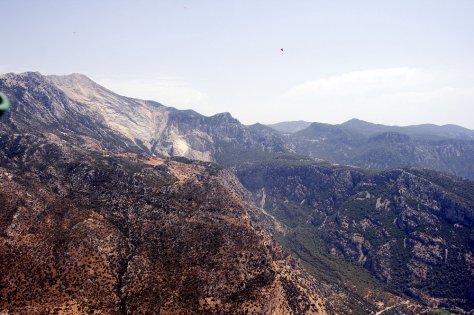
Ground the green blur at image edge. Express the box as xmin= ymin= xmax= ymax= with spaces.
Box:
xmin=0 ymin=92 xmax=11 ymax=112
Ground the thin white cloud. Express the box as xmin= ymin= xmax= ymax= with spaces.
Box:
xmin=98 ymin=77 xmax=211 ymax=112
xmin=285 ymin=67 xmax=423 ymax=97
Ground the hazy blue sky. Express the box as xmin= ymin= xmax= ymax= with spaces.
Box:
xmin=1 ymin=0 xmax=474 ymax=127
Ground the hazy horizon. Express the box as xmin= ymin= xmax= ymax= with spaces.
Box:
xmin=4 ymin=69 xmax=474 ymax=130
xmin=1 ymin=1 xmax=473 ymax=128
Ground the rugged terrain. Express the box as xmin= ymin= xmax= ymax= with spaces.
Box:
xmin=236 ymin=158 xmax=474 ymax=312
xmin=1 ymin=72 xmax=473 ymax=180
xmin=0 ymin=72 xmax=287 ymax=163
xmin=1 ymin=71 xmax=473 ymax=314
xmin=282 ymin=120 xmax=474 ymax=180
xmin=0 ymin=133 xmax=334 ymax=314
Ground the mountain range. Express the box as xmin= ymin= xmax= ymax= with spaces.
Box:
xmin=279 ymin=119 xmax=474 ymax=180
xmin=3 ymin=72 xmax=473 ymax=180
xmin=1 ymin=71 xmax=473 ymax=314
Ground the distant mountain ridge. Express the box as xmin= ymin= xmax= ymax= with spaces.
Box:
xmin=288 ymin=120 xmax=474 ymax=180
xmin=1 ymin=71 xmax=473 ymax=181
xmin=267 ymin=120 xmax=312 ymax=133
xmin=1 ymin=71 xmax=474 ymax=313
xmin=269 ymin=118 xmax=474 ymax=140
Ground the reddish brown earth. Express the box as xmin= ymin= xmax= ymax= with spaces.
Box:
xmin=0 ymin=134 xmax=333 ymax=314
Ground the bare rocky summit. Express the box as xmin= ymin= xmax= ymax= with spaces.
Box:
xmin=2 ymin=72 xmax=473 ymax=179
xmin=0 ymin=72 xmax=287 ymax=163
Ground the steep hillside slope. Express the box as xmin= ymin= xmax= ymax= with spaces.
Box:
xmin=0 ymin=72 xmax=287 ymax=162
xmin=1 ymin=71 xmax=473 ymax=313
xmin=51 ymin=72 xmax=288 ymax=161
xmin=2 ymin=72 xmax=474 ymax=180
xmin=236 ymin=159 xmax=474 ymax=312
xmin=0 ymin=134 xmax=332 ymax=314
xmin=0 ymin=72 xmax=139 ymax=153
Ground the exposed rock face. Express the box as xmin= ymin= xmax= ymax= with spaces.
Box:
xmin=236 ymin=160 xmax=474 ymax=312
xmin=0 ymin=72 xmax=139 ymax=154
xmin=2 ymin=72 xmax=474 ymax=180
xmin=1 ymin=71 xmax=473 ymax=314
xmin=0 ymin=72 xmax=288 ymax=164
xmin=0 ymin=134 xmax=330 ymax=314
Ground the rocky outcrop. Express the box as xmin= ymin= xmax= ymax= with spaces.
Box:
xmin=3 ymin=72 xmax=474 ymax=180
xmin=1 ymin=71 xmax=473 ymax=313
xmin=0 ymin=134 xmax=331 ymax=314
xmin=0 ymin=72 xmax=289 ymax=164
xmin=236 ymin=160 xmax=474 ymax=312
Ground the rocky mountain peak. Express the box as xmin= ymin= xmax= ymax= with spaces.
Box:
xmin=342 ymin=118 xmax=373 ymax=126
xmin=267 ymin=120 xmax=312 ymax=133
xmin=47 ymin=73 xmax=116 ymax=103
xmin=48 ymin=72 xmax=95 ymax=84
xmin=0 ymin=72 xmax=293 ymax=164
xmin=209 ymin=111 xmax=239 ymax=124
xmin=1 ymin=71 xmax=52 ymax=90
